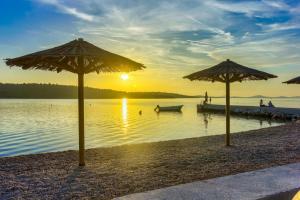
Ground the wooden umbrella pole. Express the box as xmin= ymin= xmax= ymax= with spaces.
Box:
xmin=78 ymin=57 xmax=85 ymax=166
xmin=225 ymin=73 xmax=230 ymax=146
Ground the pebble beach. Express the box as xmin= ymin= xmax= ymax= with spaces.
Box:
xmin=1 ymin=123 xmax=300 ymax=200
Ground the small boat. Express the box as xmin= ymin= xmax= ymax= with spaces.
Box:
xmin=154 ymin=105 xmax=183 ymax=112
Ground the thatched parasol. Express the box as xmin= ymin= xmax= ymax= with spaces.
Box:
xmin=283 ymin=76 xmax=300 ymax=84
xmin=183 ymin=59 xmax=277 ymax=146
xmin=5 ymin=38 xmax=145 ymax=166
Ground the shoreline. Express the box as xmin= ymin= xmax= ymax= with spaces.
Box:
xmin=0 ymin=122 xmax=284 ymax=159
xmin=1 ymin=123 xmax=300 ymax=199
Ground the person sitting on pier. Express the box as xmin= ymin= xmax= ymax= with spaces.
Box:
xmin=260 ymin=99 xmax=266 ymax=107
xmin=268 ymin=101 xmax=275 ymax=108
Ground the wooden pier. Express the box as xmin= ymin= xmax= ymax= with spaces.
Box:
xmin=197 ymin=104 xmax=300 ymax=120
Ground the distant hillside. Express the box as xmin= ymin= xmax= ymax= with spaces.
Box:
xmin=0 ymin=83 xmax=197 ymax=99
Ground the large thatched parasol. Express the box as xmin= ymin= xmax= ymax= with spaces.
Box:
xmin=183 ymin=59 xmax=277 ymax=146
xmin=5 ymin=38 xmax=145 ymax=166
xmin=283 ymin=76 xmax=300 ymax=84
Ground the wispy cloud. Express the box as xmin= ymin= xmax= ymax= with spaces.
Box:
xmin=260 ymin=22 xmax=300 ymax=32
xmin=29 ymin=0 xmax=300 ymax=68
xmin=203 ymin=0 xmax=289 ymax=17
xmin=83 ymin=1 xmax=298 ymax=65
xmin=34 ymin=0 xmax=94 ymax=21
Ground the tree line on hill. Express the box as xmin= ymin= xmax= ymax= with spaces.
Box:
xmin=0 ymin=83 xmax=197 ymax=99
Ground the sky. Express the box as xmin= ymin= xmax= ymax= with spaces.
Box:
xmin=0 ymin=0 xmax=300 ymax=97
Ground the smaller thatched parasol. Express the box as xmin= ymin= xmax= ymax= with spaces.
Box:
xmin=184 ymin=59 xmax=277 ymax=146
xmin=5 ymin=38 xmax=145 ymax=166
xmin=283 ymin=76 xmax=300 ymax=84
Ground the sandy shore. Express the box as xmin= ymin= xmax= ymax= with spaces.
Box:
xmin=1 ymin=123 xmax=300 ymax=200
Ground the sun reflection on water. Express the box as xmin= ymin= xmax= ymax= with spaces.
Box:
xmin=121 ymin=98 xmax=128 ymax=133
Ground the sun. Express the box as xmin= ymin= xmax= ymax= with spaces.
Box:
xmin=120 ymin=73 xmax=129 ymax=81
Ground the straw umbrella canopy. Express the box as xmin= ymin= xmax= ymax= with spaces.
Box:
xmin=5 ymin=38 xmax=145 ymax=166
xmin=183 ymin=59 xmax=277 ymax=146
xmin=283 ymin=76 xmax=300 ymax=84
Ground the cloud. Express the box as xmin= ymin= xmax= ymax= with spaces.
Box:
xmin=34 ymin=0 xmax=94 ymax=21
xmin=260 ymin=22 xmax=300 ymax=32
xmin=262 ymin=0 xmax=290 ymax=10
xmin=208 ymin=36 xmax=300 ymax=67
xmin=30 ymin=0 xmax=300 ymax=74
xmin=204 ymin=0 xmax=291 ymax=17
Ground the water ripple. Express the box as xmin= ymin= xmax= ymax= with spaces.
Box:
xmin=0 ymin=98 xmax=287 ymax=157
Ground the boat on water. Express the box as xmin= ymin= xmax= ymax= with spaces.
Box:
xmin=154 ymin=105 xmax=183 ymax=112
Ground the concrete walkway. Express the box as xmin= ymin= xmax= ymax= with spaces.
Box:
xmin=114 ymin=163 xmax=300 ymax=200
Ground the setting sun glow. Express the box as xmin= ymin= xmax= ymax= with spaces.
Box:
xmin=121 ymin=74 xmax=129 ymax=81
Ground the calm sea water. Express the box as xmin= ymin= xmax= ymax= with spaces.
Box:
xmin=0 ymin=97 xmax=298 ymax=157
